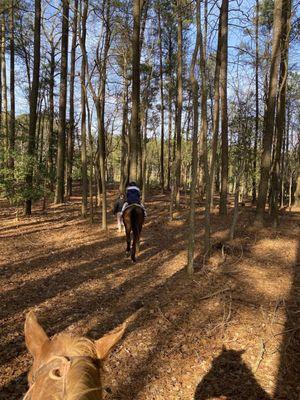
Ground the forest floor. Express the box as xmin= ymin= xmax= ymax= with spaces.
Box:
xmin=0 ymin=187 xmax=299 ymax=400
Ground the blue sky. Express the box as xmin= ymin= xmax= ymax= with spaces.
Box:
xmin=8 ymin=0 xmax=300 ymax=140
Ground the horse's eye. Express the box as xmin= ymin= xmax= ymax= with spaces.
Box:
xmin=49 ymin=368 xmax=63 ymax=379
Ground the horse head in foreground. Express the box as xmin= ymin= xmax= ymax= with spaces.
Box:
xmin=122 ymin=204 xmax=145 ymax=262
xmin=24 ymin=311 xmax=126 ymax=400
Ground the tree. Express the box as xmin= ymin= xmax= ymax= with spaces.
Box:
xmin=8 ymin=0 xmax=15 ymax=171
xmin=1 ymin=13 xmax=8 ymax=162
xmin=219 ymin=0 xmax=229 ymax=216
xmin=129 ymin=0 xmax=143 ymax=183
xmin=55 ymin=0 xmax=69 ymax=204
xmin=25 ymin=0 xmax=41 ymax=215
xmin=256 ymin=0 xmax=283 ymax=221
xmin=187 ymin=0 xmax=200 ymax=275
xmin=269 ymin=0 xmax=292 ymax=224
xmin=252 ymin=0 xmax=259 ymax=204
xmin=80 ymin=0 xmax=88 ymax=217
xmin=174 ymin=0 xmax=183 ymax=207
xmin=157 ymin=2 xmax=165 ymax=192
xmin=66 ymin=0 xmax=78 ymax=199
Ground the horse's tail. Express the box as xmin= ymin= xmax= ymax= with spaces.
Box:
xmin=130 ymin=207 xmax=140 ymax=244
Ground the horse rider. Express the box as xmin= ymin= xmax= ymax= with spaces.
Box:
xmin=121 ymin=181 xmax=147 ymax=217
xmin=113 ymin=192 xmax=125 ymax=232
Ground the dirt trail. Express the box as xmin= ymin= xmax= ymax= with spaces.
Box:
xmin=0 ymin=191 xmax=299 ymax=399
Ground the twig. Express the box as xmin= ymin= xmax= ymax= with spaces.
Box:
xmin=274 ymin=326 xmax=300 ymax=336
xmin=156 ymin=306 xmax=172 ymax=325
xmin=221 ymin=244 xmax=227 ymax=261
xmin=254 ymin=340 xmax=266 ymax=372
xmin=231 ymin=244 xmax=244 ymax=266
xmin=193 ymin=286 xmax=231 ymax=301
xmin=16 ymin=226 xmax=39 ymax=246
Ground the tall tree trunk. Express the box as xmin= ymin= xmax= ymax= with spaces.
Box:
xmin=270 ymin=0 xmax=291 ymax=224
xmin=252 ymin=0 xmax=259 ymax=204
xmin=66 ymin=0 xmax=78 ymax=198
xmin=158 ymin=6 xmax=165 ymax=192
xmin=1 ymin=14 xmax=8 ymax=161
xmin=8 ymin=2 xmax=15 ymax=171
xmin=294 ymin=174 xmax=300 ymax=207
xmin=187 ymin=0 xmax=200 ymax=276
xmin=142 ymin=107 xmax=148 ymax=203
xmin=0 ymin=21 xmax=2 ymax=158
xmin=47 ymin=42 xmax=55 ymax=192
xmin=175 ymin=0 xmax=183 ymax=207
xmin=97 ymin=0 xmax=111 ymax=230
xmin=167 ymin=34 xmax=173 ymax=191
xmin=86 ymin=93 xmax=94 ymax=222
xmin=256 ymin=0 xmax=283 ymax=221
xmin=96 ymin=100 xmax=107 ymax=229
xmin=25 ymin=0 xmax=41 ymax=215
xmin=199 ymin=0 xmax=210 ymax=253
xmin=55 ymin=0 xmax=69 ymax=204
xmin=120 ymin=62 xmax=129 ymax=194
xmin=129 ymin=0 xmax=142 ymax=182
xmin=219 ymin=0 xmax=229 ymax=216
xmin=209 ymin=2 xmax=223 ymax=207
xmin=80 ymin=0 xmax=88 ymax=217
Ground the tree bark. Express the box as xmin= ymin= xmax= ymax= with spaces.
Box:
xmin=167 ymin=33 xmax=173 ymax=191
xmin=97 ymin=0 xmax=111 ymax=230
xmin=129 ymin=0 xmax=142 ymax=182
xmin=47 ymin=41 xmax=56 ymax=192
xmin=158 ymin=6 xmax=165 ymax=192
xmin=252 ymin=0 xmax=259 ymax=204
xmin=55 ymin=0 xmax=69 ymax=204
xmin=219 ymin=0 xmax=229 ymax=216
xmin=256 ymin=0 xmax=283 ymax=221
xmin=66 ymin=0 xmax=78 ymax=198
xmin=209 ymin=2 xmax=223 ymax=208
xmin=80 ymin=0 xmax=88 ymax=217
xmin=187 ymin=0 xmax=200 ymax=276
xmin=294 ymin=174 xmax=300 ymax=207
xmin=270 ymin=0 xmax=291 ymax=224
xmin=120 ymin=59 xmax=129 ymax=194
xmin=25 ymin=0 xmax=41 ymax=215
xmin=175 ymin=0 xmax=183 ymax=207
xmin=8 ymin=2 xmax=15 ymax=171
xmin=1 ymin=14 xmax=8 ymax=161
xmin=199 ymin=0 xmax=210 ymax=253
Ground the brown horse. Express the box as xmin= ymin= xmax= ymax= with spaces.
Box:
xmin=23 ymin=311 xmax=125 ymax=400
xmin=122 ymin=204 xmax=145 ymax=262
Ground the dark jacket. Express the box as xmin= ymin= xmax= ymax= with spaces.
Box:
xmin=126 ymin=185 xmax=141 ymax=204
xmin=113 ymin=197 xmax=125 ymax=214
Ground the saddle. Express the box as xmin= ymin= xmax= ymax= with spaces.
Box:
xmin=123 ymin=203 xmax=144 ymax=213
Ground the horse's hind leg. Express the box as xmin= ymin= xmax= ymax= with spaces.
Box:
xmin=125 ymin=227 xmax=131 ymax=257
xmin=131 ymin=237 xmax=136 ymax=262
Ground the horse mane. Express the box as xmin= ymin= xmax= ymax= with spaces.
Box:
xmin=52 ymin=335 xmax=103 ymax=400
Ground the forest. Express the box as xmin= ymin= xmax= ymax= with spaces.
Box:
xmin=0 ymin=0 xmax=299 ymax=399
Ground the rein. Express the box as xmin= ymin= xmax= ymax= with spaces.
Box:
xmin=23 ymin=355 xmax=102 ymax=399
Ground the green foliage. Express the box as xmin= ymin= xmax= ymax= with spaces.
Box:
xmin=0 ymin=153 xmax=48 ymax=206
xmin=259 ymin=0 xmax=274 ymax=34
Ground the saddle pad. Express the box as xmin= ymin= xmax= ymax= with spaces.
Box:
xmin=124 ymin=203 xmax=143 ymax=212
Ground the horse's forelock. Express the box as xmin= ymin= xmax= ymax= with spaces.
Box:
xmin=29 ymin=335 xmax=102 ymax=400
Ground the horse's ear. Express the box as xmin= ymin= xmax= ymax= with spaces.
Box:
xmin=25 ymin=311 xmax=49 ymax=359
xmin=94 ymin=323 xmax=126 ymax=360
